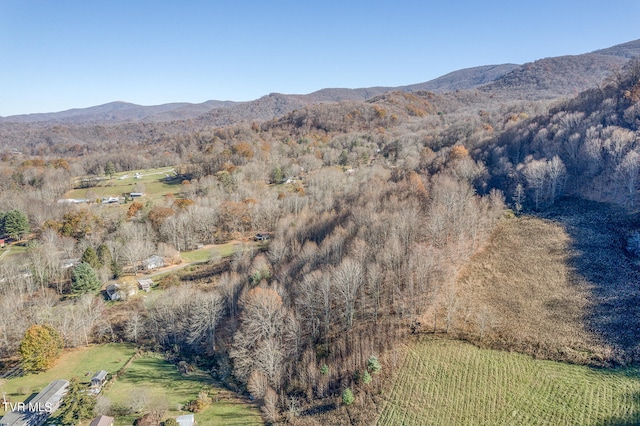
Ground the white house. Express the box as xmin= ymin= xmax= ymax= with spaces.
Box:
xmin=142 ymin=255 xmax=164 ymax=270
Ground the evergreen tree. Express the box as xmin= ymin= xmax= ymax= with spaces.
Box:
xmin=97 ymin=243 xmax=113 ymax=268
xmin=19 ymin=324 xmax=63 ymax=373
xmin=71 ymin=262 xmax=101 ymax=297
xmin=104 ymin=161 xmax=116 ymax=179
xmin=367 ymin=355 xmax=382 ymax=374
xmin=58 ymin=378 xmax=96 ymax=425
xmin=342 ymin=388 xmax=354 ymax=405
xmin=81 ymin=246 xmax=101 ymax=269
xmin=3 ymin=209 xmax=30 ymax=240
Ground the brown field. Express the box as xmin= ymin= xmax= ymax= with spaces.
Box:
xmin=454 ymin=198 xmax=640 ymax=366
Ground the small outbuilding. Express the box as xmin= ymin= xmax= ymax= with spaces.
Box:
xmin=176 ymin=414 xmax=196 ymax=426
xmin=90 ymin=370 xmax=108 ymax=393
xmin=137 ymin=278 xmax=154 ymax=292
xmin=89 ymin=415 xmax=114 ymax=426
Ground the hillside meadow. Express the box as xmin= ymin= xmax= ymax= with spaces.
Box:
xmin=378 ymin=337 xmax=640 ymax=425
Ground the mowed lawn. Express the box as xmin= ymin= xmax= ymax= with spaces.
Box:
xmin=0 ymin=344 xmax=136 ymax=414
xmin=103 ymin=355 xmax=262 ymax=426
xmin=65 ymin=166 xmax=179 ymax=202
xmin=180 ymin=241 xmax=253 ymax=264
xmin=378 ymin=338 xmax=640 ymax=425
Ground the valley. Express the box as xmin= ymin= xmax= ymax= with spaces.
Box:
xmin=0 ymin=38 xmax=639 ymax=425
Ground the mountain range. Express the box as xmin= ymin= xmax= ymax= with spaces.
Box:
xmin=1 ymin=39 xmax=640 ymax=128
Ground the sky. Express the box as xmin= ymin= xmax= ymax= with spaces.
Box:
xmin=1 ymin=0 xmax=639 ymax=116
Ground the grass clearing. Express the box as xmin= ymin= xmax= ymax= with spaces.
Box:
xmin=65 ymin=166 xmax=179 ymax=202
xmin=103 ymin=354 xmax=262 ymax=425
xmin=180 ymin=241 xmax=258 ymax=263
xmin=378 ymin=337 xmax=640 ymax=425
xmin=0 ymin=344 xmax=136 ymax=414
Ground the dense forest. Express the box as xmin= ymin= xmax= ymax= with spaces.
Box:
xmin=0 ymin=49 xmax=639 ymax=424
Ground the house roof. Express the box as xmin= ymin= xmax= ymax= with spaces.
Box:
xmin=0 ymin=379 xmax=69 ymax=426
xmin=0 ymin=410 xmax=29 ymax=426
xmin=89 ymin=415 xmax=114 ymax=426
xmin=176 ymin=414 xmax=195 ymax=426
xmin=106 ymin=283 xmax=119 ymax=292
xmin=29 ymin=379 xmax=68 ymax=408
xmin=91 ymin=370 xmax=108 ymax=382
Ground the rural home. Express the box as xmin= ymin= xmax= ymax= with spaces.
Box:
xmin=0 ymin=379 xmax=68 ymax=426
xmin=105 ymin=283 xmax=137 ymax=301
xmin=176 ymin=414 xmax=196 ymax=426
xmin=105 ymin=284 xmax=123 ymax=301
xmin=142 ymin=255 xmax=164 ymax=270
xmin=89 ymin=415 xmax=114 ymax=426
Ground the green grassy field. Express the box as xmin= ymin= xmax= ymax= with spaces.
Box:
xmin=0 ymin=344 xmax=136 ymax=413
xmin=180 ymin=241 xmax=246 ymax=263
xmin=103 ymin=354 xmax=262 ymax=425
xmin=65 ymin=166 xmax=179 ymax=202
xmin=377 ymin=338 xmax=640 ymax=425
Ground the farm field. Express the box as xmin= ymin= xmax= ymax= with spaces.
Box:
xmin=377 ymin=337 xmax=640 ymax=425
xmin=102 ymin=354 xmax=262 ymax=425
xmin=0 ymin=344 xmax=136 ymax=415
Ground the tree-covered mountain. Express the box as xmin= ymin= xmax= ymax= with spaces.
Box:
xmin=3 ymin=39 xmax=639 ymax=131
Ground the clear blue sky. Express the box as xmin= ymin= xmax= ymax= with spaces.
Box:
xmin=1 ymin=0 xmax=639 ymax=116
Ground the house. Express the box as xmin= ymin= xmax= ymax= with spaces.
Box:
xmin=89 ymin=415 xmax=114 ymax=426
xmin=0 ymin=379 xmax=68 ymax=426
xmin=101 ymin=196 xmax=120 ymax=204
xmin=61 ymin=258 xmax=80 ymax=269
xmin=176 ymin=414 xmax=196 ymax=426
xmin=142 ymin=255 xmax=164 ymax=270
xmin=106 ymin=283 xmax=137 ymax=301
xmin=105 ymin=284 xmax=123 ymax=301
xmin=90 ymin=370 xmax=108 ymax=394
xmin=137 ymin=278 xmax=154 ymax=292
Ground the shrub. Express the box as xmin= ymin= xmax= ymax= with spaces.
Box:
xmin=320 ymin=364 xmax=329 ymax=375
xmin=362 ymin=370 xmax=372 ymax=385
xmin=367 ymin=355 xmax=382 ymax=374
xmin=342 ymin=388 xmax=355 ymax=405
